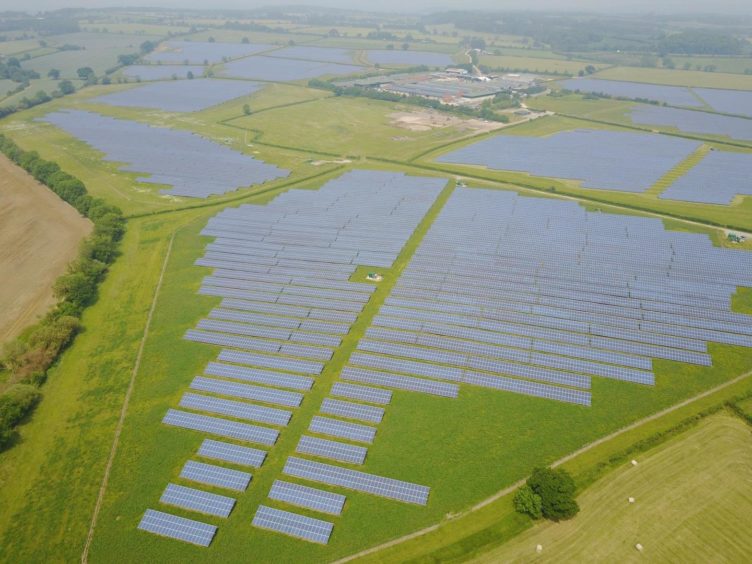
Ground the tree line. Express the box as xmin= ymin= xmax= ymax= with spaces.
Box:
xmin=0 ymin=134 xmax=125 ymax=451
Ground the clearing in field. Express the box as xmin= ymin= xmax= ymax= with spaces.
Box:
xmin=0 ymin=153 xmax=92 ymax=345
xmin=474 ymin=413 xmax=752 ymax=563
xmin=389 ymin=110 xmax=507 ymax=133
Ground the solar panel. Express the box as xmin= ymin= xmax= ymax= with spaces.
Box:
xmin=163 ymin=408 xmax=279 ymax=445
xmin=296 ymin=435 xmax=368 ymax=465
xmin=308 ymin=416 xmax=376 ymax=444
xmin=341 ymin=366 xmax=459 ymax=398
xmin=160 ymin=483 xmax=236 ymax=518
xmin=269 ymin=480 xmax=347 ymax=515
xmin=218 ymin=350 xmax=323 ymax=375
xmin=197 ymin=439 xmax=267 ymax=468
xmin=180 ymin=460 xmax=252 ymax=492
xmin=252 ymin=505 xmax=333 ymax=544
xmin=204 ymin=361 xmax=314 ymax=391
xmin=283 ymin=456 xmax=430 ymax=505
xmin=190 ymin=376 xmax=303 ymax=408
xmin=320 ymin=398 xmax=384 ymax=423
xmin=138 ymin=509 xmax=217 ymax=546
xmin=179 ymin=392 xmax=292 ymax=426
xmin=330 ymin=382 xmax=392 ymax=405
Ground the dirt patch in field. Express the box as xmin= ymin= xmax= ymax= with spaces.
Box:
xmin=0 ymin=154 xmax=92 ymax=343
xmin=389 ymin=110 xmax=507 ymax=134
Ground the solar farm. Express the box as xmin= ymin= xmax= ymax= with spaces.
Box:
xmin=2 ymin=8 xmax=752 ymax=564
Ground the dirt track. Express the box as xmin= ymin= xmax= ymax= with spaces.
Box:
xmin=0 ymin=154 xmax=92 ymax=343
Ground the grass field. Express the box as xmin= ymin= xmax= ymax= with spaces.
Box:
xmin=473 ymin=413 xmax=752 ymax=563
xmin=479 ymin=55 xmax=603 ymax=75
xmin=668 ymin=55 xmax=752 ymax=75
xmin=593 ymin=66 xmax=752 ymax=90
xmin=226 ymin=96 xmax=493 ymax=160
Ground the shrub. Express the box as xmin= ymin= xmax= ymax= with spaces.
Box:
xmin=0 ymin=384 xmax=42 ymax=450
xmin=513 ymin=484 xmax=543 ymax=519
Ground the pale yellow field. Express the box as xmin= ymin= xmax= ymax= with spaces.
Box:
xmin=473 ymin=414 xmax=752 ymax=563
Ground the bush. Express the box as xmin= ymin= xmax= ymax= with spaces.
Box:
xmin=0 ymin=384 xmax=42 ymax=450
xmin=514 ymin=484 xmax=543 ymax=519
xmin=526 ymin=467 xmax=580 ymax=521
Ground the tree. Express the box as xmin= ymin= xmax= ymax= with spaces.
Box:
xmin=470 ymin=37 xmax=486 ymax=50
xmin=402 ymin=42 xmax=410 ymax=51
xmin=584 ymin=65 xmax=597 ymax=74
xmin=526 ymin=467 xmax=579 ymax=521
xmin=76 ymin=66 xmax=94 ymax=80
xmin=187 ymin=71 xmax=194 ymax=79
xmin=208 ymin=36 xmax=215 ymax=43
xmin=47 ymin=68 xmax=60 ymax=79
xmin=241 ymin=37 xmax=250 ymax=44
xmin=243 ymin=104 xmax=251 ymax=115
xmin=514 ymin=485 xmax=543 ymax=519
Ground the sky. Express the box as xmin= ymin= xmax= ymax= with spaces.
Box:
xmin=6 ymin=0 xmax=752 ymax=15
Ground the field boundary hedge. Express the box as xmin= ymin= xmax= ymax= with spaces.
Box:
xmin=0 ymin=134 xmax=125 ymax=451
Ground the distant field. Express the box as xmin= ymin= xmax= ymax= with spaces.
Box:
xmin=0 ymin=154 xmax=91 ymax=347
xmin=23 ymin=49 xmax=127 ymax=79
xmin=183 ymin=29 xmax=318 ymax=46
xmin=80 ymin=23 xmax=191 ymax=35
xmin=0 ymin=38 xmax=42 ymax=55
xmin=479 ymin=55 xmax=603 ymax=75
xmin=668 ymin=55 xmax=752 ymax=75
xmin=0 ymin=79 xmax=19 ymax=98
xmin=593 ymin=66 xmax=752 ymax=90
xmin=474 ymin=413 xmax=752 ymax=563
xmin=0 ymin=78 xmax=84 ymax=108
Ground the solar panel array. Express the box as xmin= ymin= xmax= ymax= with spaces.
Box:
xmin=180 ymin=460 xmax=252 ymax=492
xmin=145 ymin=40 xmax=272 ymax=64
xmin=40 ymin=110 xmax=288 ymax=198
xmin=252 ymin=505 xmax=333 ymax=544
xmin=336 ymin=186 xmax=752 ymax=409
xmin=160 ymin=483 xmax=236 ymax=518
xmin=269 ymin=480 xmax=347 ymax=515
xmin=122 ymin=65 xmax=206 ymax=81
xmin=660 ymin=150 xmax=752 ymax=204
xmin=198 ymin=439 xmax=267 ymax=468
xmin=143 ymin=170 xmax=444 ymax=546
xmin=693 ymin=88 xmax=752 ymax=118
xmin=223 ymin=56 xmax=364 ymax=81
xmin=138 ymin=509 xmax=217 ymax=546
xmin=561 ymin=78 xmax=704 ymax=107
xmin=630 ymin=105 xmax=752 ymax=142
xmin=94 ymin=79 xmax=263 ymax=113
xmin=436 ymin=129 xmax=699 ymax=193
xmin=284 ymin=457 xmax=430 ymax=505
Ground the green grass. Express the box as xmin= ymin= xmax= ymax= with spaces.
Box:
xmin=225 ymin=96 xmax=494 ymax=161
xmin=474 ymin=413 xmax=752 ymax=563
xmin=593 ymin=66 xmax=752 ymax=90
xmin=667 ymin=55 xmax=752 ymax=75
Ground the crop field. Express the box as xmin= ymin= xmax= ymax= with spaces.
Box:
xmin=0 ymin=154 xmax=91 ymax=347
xmin=475 ymin=413 xmax=752 ymax=563
xmin=2 ymin=9 xmax=752 ymax=564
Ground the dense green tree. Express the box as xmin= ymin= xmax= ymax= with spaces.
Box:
xmin=526 ymin=467 xmax=580 ymax=521
xmin=47 ymin=68 xmax=60 ymax=79
xmin=58 ymin=79 xmax=75 ymax=95
xmin=514 ymin=485 xmax=543 ymax=519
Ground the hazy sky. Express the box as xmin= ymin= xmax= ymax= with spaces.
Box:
xmin=7 ymin=0 xmax=752 ymax=15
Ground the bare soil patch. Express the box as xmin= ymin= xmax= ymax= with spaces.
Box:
xmin=389 ymin=110 xmax=507 ymax=134
xmin=0 ymin=154 xmax=92 ymax=343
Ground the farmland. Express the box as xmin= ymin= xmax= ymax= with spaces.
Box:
xmin=0 ymin=7 xmax=751 ymax=564
xmin=474 ymin=414 xmax=752 ymax=563
xmin=0 ymin=153 xmax=91 ymax=347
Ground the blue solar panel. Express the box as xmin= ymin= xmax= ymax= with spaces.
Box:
xmin=320 ymin=398 xmax=384 ymax=423
xmin=309 ymin=416 xmax=376 ymax=444
xmin=190 ymin=375 xmax=303 ymax=408
xmin=160 ymin=483 xmax=236 ymax=518
xmin=252 ymin=505 xmax=333 ymax=544
xmin=197 ymin=439 xmax=267 ymax=468
xmin=180 ymin=460 xmax=252 ymax=492
xmin=268 ymin=480 xmax=347 ymax=515
xmin=163 ymin=409 xmax=279 ymax=445
xmin=138 ymin=509 xmax=216 ymax=546
xmin=296 ymin=435 xmax=368 ymax=465
xmin=180 ymin=392 xmax=292 ymax=426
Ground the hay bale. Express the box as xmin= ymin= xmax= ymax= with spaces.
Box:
xmin=635 ymin=543 xmax=644 ymax=552
xmin=629 ymin=497 xmax=635 ymax=503
xmin=631 ymin=459 xmax=638 ymax=466
xmin=536 ymin=544 xmax=543 ymax=554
